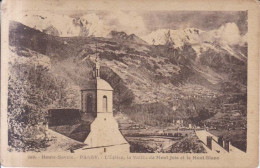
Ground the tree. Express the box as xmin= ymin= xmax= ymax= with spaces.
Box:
xmin=7 ymin=61 xmax=71 ymax=151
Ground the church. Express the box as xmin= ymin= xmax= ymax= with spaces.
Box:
xmin=76 ymin=61 xmax=130 ymax=153
xmin=47 ymin=61 xmax=130 ymax=153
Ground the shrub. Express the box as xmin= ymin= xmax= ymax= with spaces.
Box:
xmin=8 ymin=59 xmax=72 ymax=151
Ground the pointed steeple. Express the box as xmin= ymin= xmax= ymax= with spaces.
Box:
xmin=95 ymin=59 xmax=100 ymax=78
xmin=94 ymin=42 xmax=100 ymax=78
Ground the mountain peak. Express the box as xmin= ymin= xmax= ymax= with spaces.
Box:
xmin=142 ymin=28 xmax=204 ymax=48
xmin=107 ymin=30 xmax=147 ymax=45
xmin=43 ymin=25 xmax=60 ymax=36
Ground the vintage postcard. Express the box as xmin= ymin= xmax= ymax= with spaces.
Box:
xmin=1 ymin=0 xmax=259 ymax=167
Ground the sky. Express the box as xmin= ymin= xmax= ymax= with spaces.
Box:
xmin=11 ymin=10 xmax=248 ymax=41
xmin=68 ymin=10 xmax=248 ymax=36
xmin=140 ymin=11 xmax=248 ymax=35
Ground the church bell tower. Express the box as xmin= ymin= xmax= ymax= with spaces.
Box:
xmin=79 ymin=59 xmax=130 ymax=153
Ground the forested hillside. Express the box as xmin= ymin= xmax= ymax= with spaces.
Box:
xmin=8 ymin=21 xmax=247 ymax=151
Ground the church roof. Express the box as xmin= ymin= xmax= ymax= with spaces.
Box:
xmin=80 ymin=78 xmax=113 ymax=91
xmin=97 ymin=78 xmax=113 ymax=90
xmin=80 ymin=60 xmax=113 ymax=91
xmin=80 ymin=80 xmax=97 ymax=90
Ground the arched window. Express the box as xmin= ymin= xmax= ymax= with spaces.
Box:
xmin=86 ymin=94 xmax=93 ymax=113
xmin=96 ymin=69 xmax=99 ymax=77
xmin=103 ymin=95 xmax=107 ymax=112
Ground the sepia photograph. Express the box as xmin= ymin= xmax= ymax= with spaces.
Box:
xmin=7 ymin=9 xmax=248 ymax=154
xmin=1 ymin=0 xmax=259 ymax=167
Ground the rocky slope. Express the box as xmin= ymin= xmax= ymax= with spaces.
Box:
xmin=9 ymin=21 xmax=247 ymax=126
xmin=107 ymin=30 xmax=148 ymax=45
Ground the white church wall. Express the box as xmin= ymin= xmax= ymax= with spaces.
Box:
xmin=84 ymin=116 xmax=129 ymax=150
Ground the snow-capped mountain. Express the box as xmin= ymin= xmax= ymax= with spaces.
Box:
xmin=143 ymin=23 xmax=246 ymax=47
xmin=9 ymin=21 xmax=247 ymax=142
xmin=142 ymin=23 xmax=247 ymax=61
xmin=142 ymin=28 xmax=203 ymax=47
xmin=11 ymin=11 xmax=247 ymax=58
xmin=11 ymin=11 xmax=111 ymax=37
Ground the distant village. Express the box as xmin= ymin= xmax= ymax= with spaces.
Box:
xmin=116 ymin=90 xmax=246 ymax=153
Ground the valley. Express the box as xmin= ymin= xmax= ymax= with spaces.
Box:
xmin=8 ymin=20 xmax=247 ymax=153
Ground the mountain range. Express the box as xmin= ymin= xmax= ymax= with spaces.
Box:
xmin=9 ymin=20 xmax=247 ymax=126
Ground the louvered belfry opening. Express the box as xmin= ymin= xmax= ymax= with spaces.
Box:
xmin=103 ymin=95 xmax=107 ymax=112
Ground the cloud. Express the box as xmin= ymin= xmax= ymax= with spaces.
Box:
xmin=67 ymin=10 xmax=148 ymax=37
xmin=218 ymin=23 xmax=242 ymax=45
xmin=11 ymin=10 xmax=245 ymax=47
xmin=103 ymin=11 xmax=147 ymax=36
xmin=11 ymin=11 xmax=81 ymax=37
xmin=11 ymin=11 xmax=109 ymax=37
xmin=11 ymin=10 xmax=147 ymax=37
xmin=72 ymin=13 xmax=111 ymax=37
xmin=141 ymin=11 xmax=247 ymax=36
xmin=200 ymin=22 xmax=246 ymax=46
